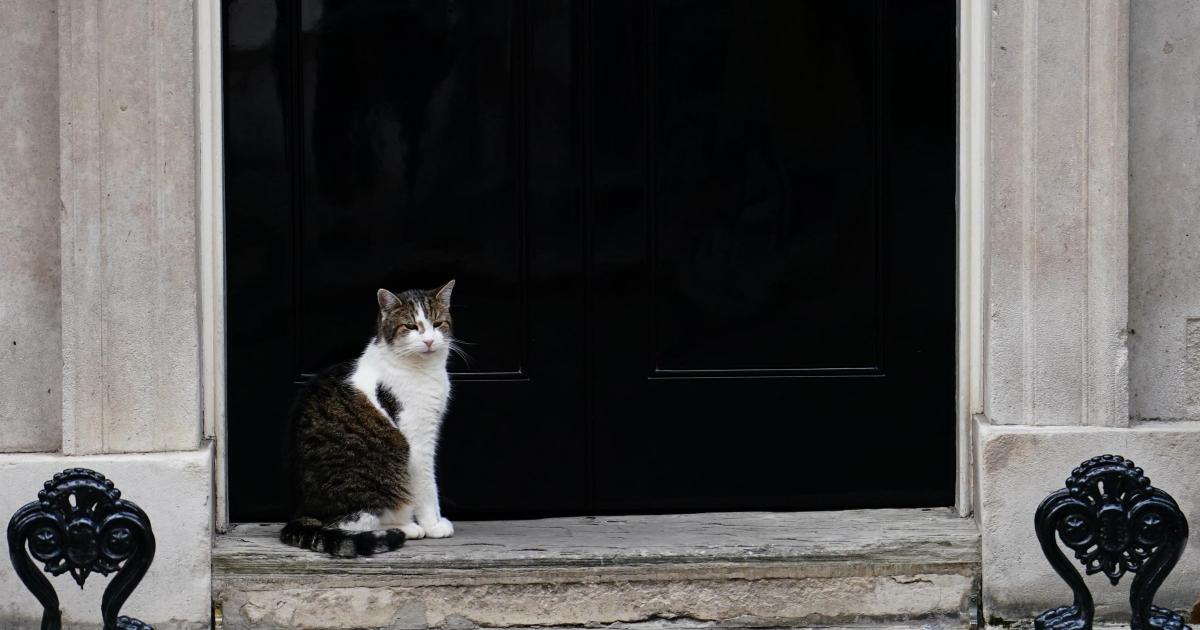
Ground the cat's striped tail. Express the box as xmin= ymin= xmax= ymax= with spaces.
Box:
xmin=280 ymin=517 xmax=406 ymax=558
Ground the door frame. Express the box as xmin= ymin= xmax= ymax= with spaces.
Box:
xmin=201 ymin=0 xmax=988 ymax=530
xmin=198 ymin=0 xmax=229 ymax=530
xmin=957 ymin=0 xmax=988 ymax=517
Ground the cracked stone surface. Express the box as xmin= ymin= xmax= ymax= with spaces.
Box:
xmin=214 ymin=509 xmax=979 ymax=629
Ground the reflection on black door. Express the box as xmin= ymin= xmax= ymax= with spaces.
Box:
xmin=224 ymin=0 xmax=956 ymax=521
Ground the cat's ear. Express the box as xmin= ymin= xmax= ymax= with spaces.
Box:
xmin=433 ymin=279 xmax=455 ymax=308
xmin=377 ymin=288 xmax=401 ymax=311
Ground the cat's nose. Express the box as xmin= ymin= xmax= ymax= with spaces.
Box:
xmin=423 ymin=340 xmax=434 ymax=349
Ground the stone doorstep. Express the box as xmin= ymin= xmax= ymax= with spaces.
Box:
xmin=212 ymin=508 xmax=981 ymax=630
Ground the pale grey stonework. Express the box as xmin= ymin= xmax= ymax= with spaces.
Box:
xmin=0 ymin=2 xmax=211 ymax=628
xmin=58 ymin=0 xmax=201 ymax=454
xmin=974 ymin=2 xmax=1200 ymax=622
xmin=1129 ymin=0 xmax=1200 ymax=422
xmin=2 ymin=0 xmax=1199 ymax=628
xmin=0 ymin=1 xmax=62 ymax=452
xmin=0 ymin=448 xmax=212 ymax=630
xmin=215 ymin=510 xmax=979 ymax=629
xmin=986 ymin=0 xmax=1130 ymax=427
xmin=974 ymin=418 xmax=1200 ymax=622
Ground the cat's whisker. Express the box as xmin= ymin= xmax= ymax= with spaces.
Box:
xmin=448 ymin=342 xmax=475 ymax=369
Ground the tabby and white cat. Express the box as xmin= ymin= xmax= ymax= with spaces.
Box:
xmin=281 ymin=281 xmax=456 ymax=557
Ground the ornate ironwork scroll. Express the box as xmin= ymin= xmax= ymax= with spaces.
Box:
xmin=1035 ymin=455 xmax=1189 ymax=630
xmin=7 ymin=468 xmax=156 ymax=630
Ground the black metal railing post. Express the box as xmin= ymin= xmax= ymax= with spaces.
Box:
xmin=1034 ymin=454 xmax=1189 ymax=630
xmin=7 ymin=468 xmax=155 ymax=630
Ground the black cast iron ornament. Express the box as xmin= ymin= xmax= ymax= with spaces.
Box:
xmin=1034 ymin=455 xmax=1189 ymax=630
xmin=7 ymin=468 xmax=155 ymax=630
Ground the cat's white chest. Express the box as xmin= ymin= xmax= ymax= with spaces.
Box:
xmin=385 ymin=368 xmax=449 ymax=426
xmin=350 ymin=344 xmax=450 ymax=435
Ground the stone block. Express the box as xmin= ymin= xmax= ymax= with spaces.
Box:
xmin=0 ymin=447 xmax=212 ymax=629
xmin=975 ymin=417 xmax=1200 ymax=622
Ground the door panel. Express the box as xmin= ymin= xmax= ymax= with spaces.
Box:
xmin=650 ymin=1 xmax=881 ymax=374
xmin=585 ymin=1 xmax=955 ymax=512
xmin=224 ymin=0 xmax=955 ymax=521
xmin=300 ymin=0 xmax=525 ymax=375
xmin=226 ymin=0 xmax=591 ymax=520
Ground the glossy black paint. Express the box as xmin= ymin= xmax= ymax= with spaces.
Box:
xmin=7 ymin=469 xmax=156 ymax=630
xmin=1033 ymin=455 xmax=1190 ymax=630
xmin=224 ymin=0 xmax=956 ymax=520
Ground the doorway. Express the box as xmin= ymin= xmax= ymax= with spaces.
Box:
xmin=223 ymin=0 xmax=956 ymax=521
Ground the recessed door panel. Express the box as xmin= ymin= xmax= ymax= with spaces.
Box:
xmin=652 ymin=2 xmax=881 ymax=374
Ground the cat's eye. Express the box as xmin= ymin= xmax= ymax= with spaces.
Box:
xmin=403 ymin=323 xmax=418 ymax=331
xmin=434 ymin=321 xmax=448 ymax=328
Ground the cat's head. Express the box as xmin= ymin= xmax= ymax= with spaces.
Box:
xmin=375 ymin=280 xmax=455 ymax=359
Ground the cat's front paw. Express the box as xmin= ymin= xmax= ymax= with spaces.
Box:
xmin=422 ymin=518 xmax=454 ymax=538
xmin=399 ymin=522 xmax=426 ymax=540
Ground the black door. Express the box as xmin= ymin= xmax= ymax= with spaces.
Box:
xmin=224 ymin=0 xmax=956 ymax=521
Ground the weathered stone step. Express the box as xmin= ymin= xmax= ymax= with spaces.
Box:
xmin=213 ymin=508 xmax=980 ymax=629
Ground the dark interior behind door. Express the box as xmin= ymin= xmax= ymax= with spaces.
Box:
xmin=223 ymin=0 xmax=956 ymax=521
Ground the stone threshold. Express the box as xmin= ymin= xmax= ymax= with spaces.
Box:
xmin=213 ymin=508 xmax=981 ymax=629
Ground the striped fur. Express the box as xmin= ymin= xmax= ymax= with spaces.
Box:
xmin=282 ymin=281 xmax=457 ymax=555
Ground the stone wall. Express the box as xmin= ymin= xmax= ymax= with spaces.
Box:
xmin=976 ymin=420 xmax=1200 ymax=621
xmin=59 ymin=0 xmax=201 ymax=454
xmin=985 ymin=0 xmax=1129 ymax=428
xmin=0 ymin=1 xmax=61 ymax=453
xmin=1 ymin=0 xmax=1198 ymax=627
xmin=1129 ymin=0 xmax=1200 ymax=422
xmin=0 ymin=1 xmax=211 ymax=627
xmin=0 ymin=448 xmax=212 ymax=630
xmin=978 ymin=0 xmax=1200 ymax=622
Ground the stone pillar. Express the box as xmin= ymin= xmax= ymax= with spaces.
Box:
xmin=975 ymin=1 xmax=1200 ymax=622
xmin=986 ymin=0 xmax=1130 ymax=428
xmin=58 ymin=0 xmax=201 ymax=454
xmin=0 ymin=2 xmax=215 ymax=627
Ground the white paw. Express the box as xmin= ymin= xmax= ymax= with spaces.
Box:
xmin=421 ymin=518 xmax=454 ymax=538
xmin=399 ymin=522 xmax=425 ymax=539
